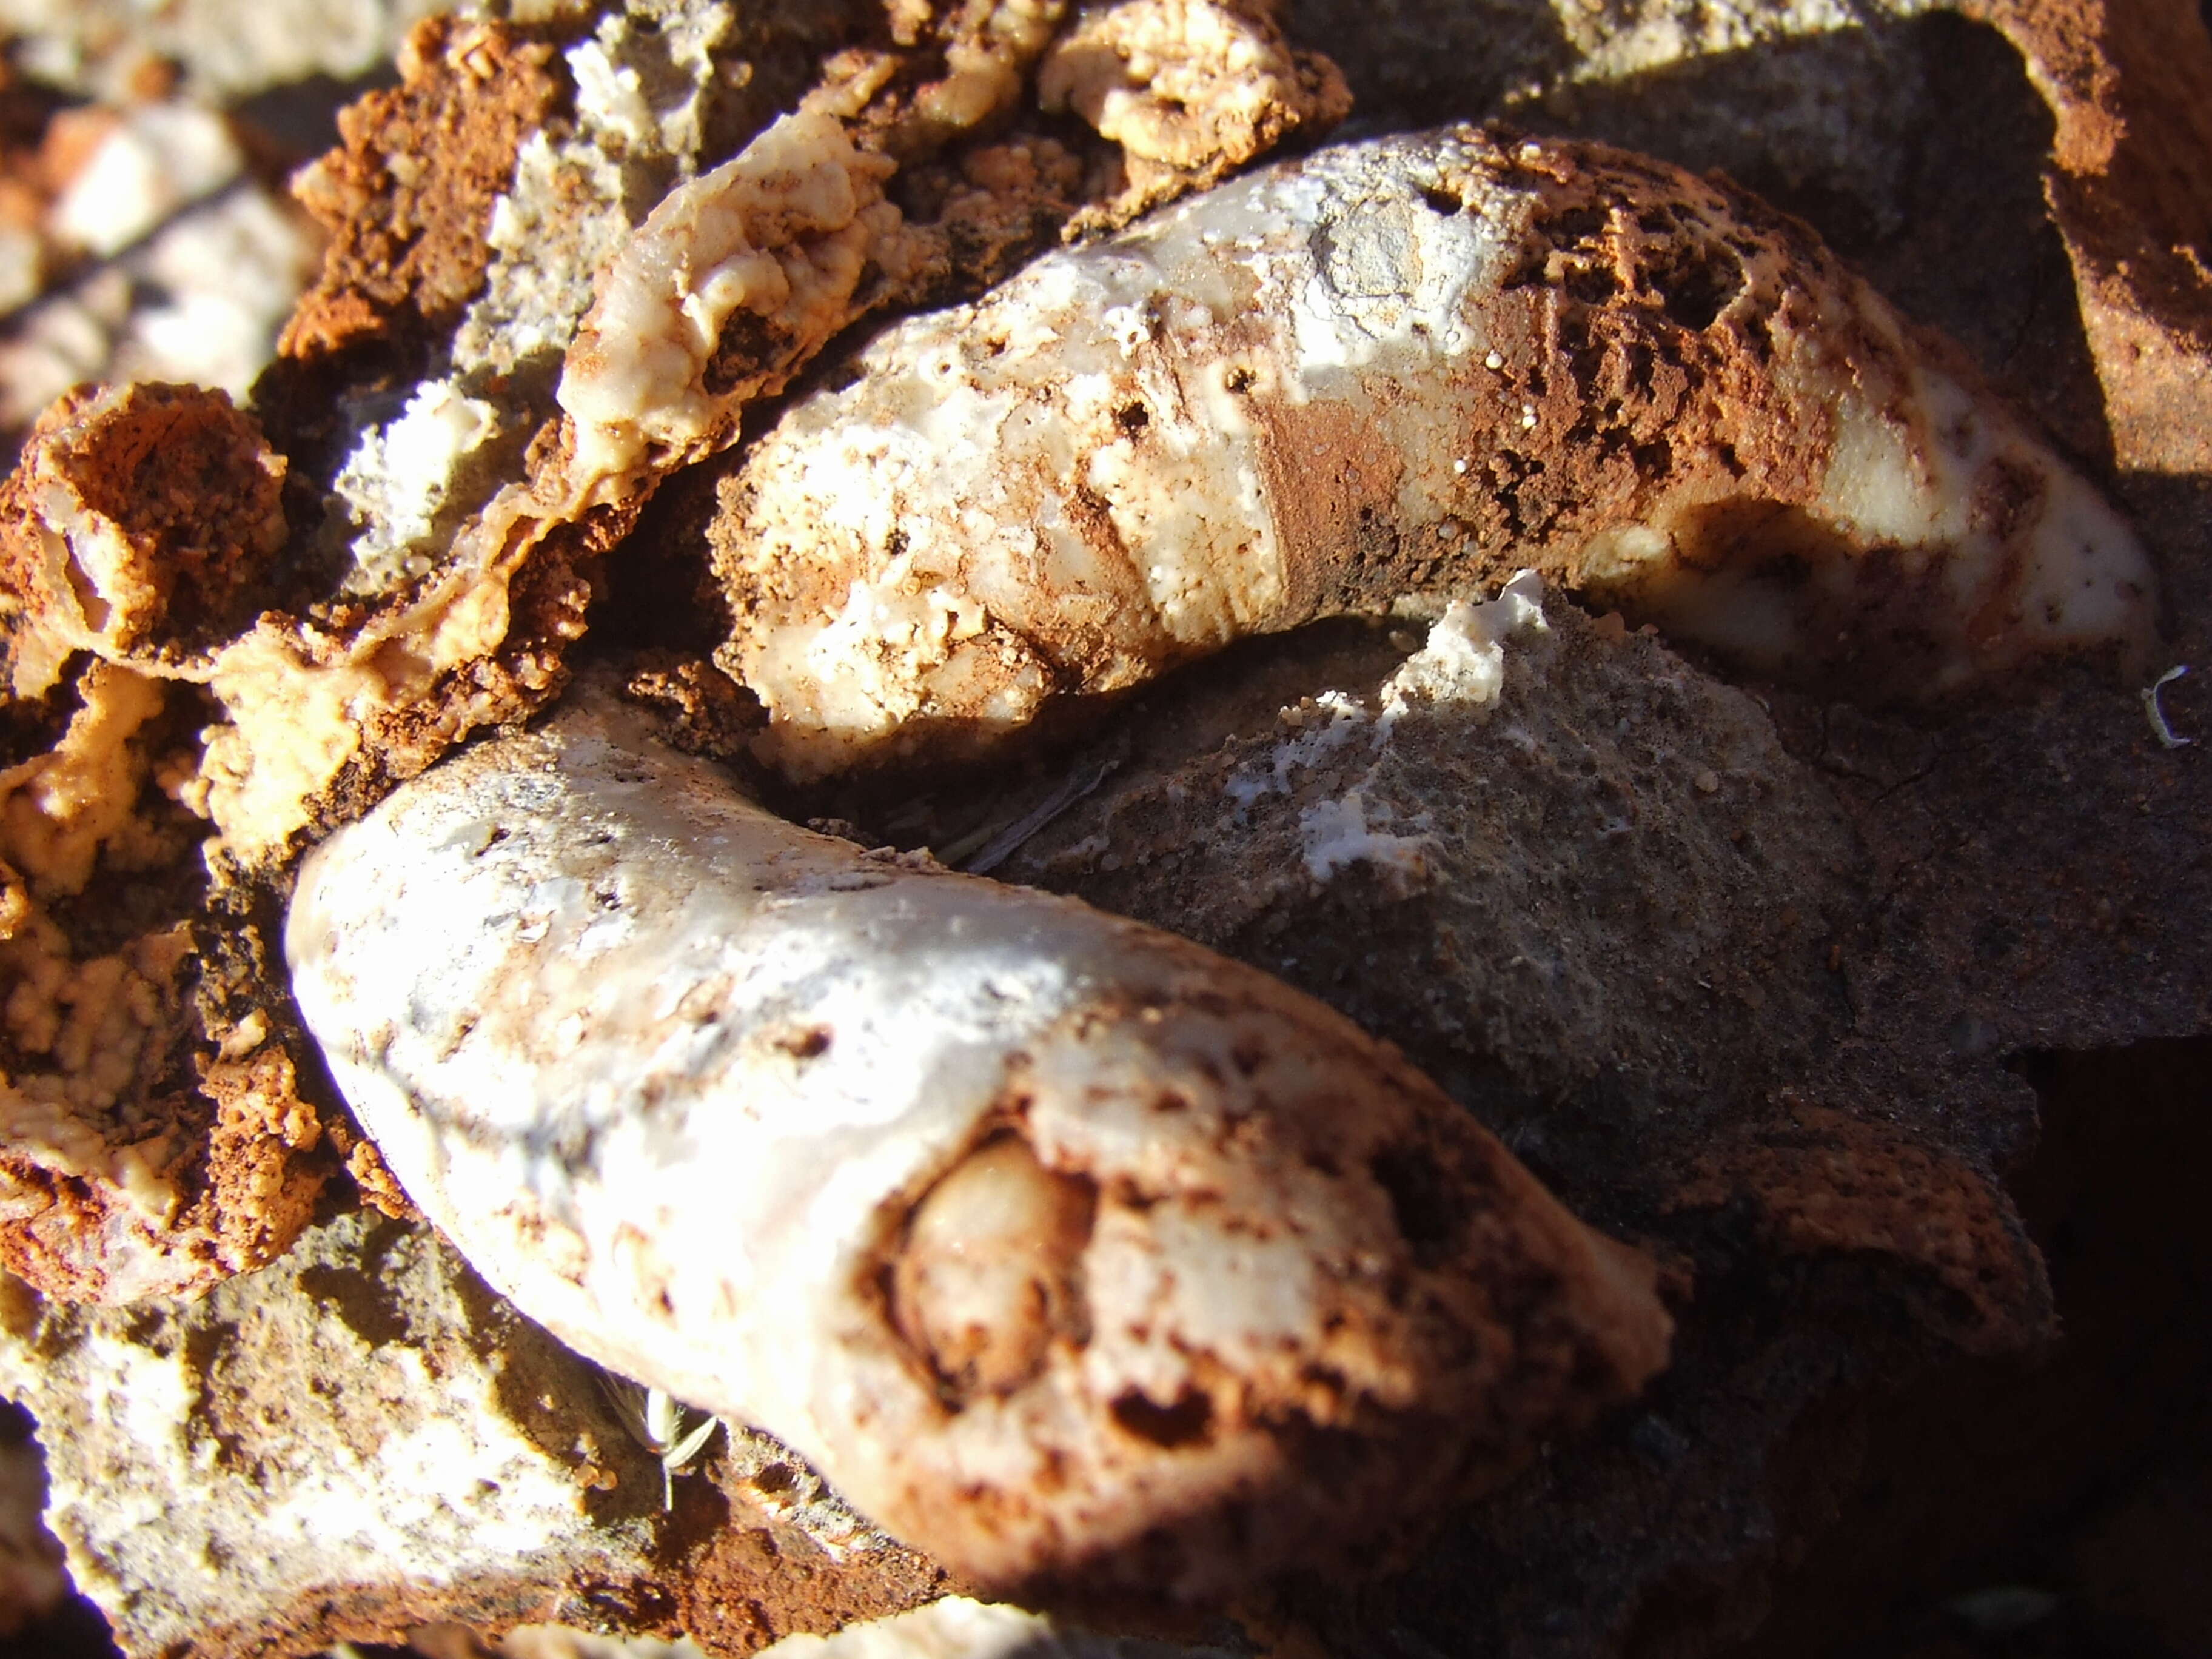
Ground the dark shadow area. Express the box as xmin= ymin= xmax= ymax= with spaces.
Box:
xmin=0 ymin=1596 xmax=121 ymax=1659
xmin=0 ymin=1401 xmax=117 ymax=1659
xmin=1729 ymin=1037 xmax=2212 ymax=1659
xmin=233 ymin=65 xmax=402 ymax=164
xmin=1287 ymin=0 xmax=1577 ymax=130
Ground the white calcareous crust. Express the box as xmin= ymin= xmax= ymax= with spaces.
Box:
xmin=285 ymin=687 xmax=1671 ymax=1597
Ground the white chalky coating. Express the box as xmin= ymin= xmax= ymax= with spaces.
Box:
xmin=716 ymin=126 xmax=2157 ymax=779
xmin=1379 ymin=568 xmax=1551 ymax=725
xmin=286 ymin=689 xmax=1671 ymax=1597
xmin=331 ymin=384 xmax=501 ymax=594
xmin=557 ymin=102 xmax=903 ymax=484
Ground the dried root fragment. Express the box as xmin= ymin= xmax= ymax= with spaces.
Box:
xmin=709 ymin=125 xmax=2158 ymax=780
xmin=285 ymin=688 xmax=1672 ymax=1598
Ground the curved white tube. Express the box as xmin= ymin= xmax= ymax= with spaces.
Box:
xmin=285 ymin=688 xmax=1669 ymax=1597
xmin=714 ymin=124 xmax=2158 ymax=779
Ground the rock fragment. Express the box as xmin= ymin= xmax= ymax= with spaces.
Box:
xmin=0 ymin=381 xmax=287 ymax=697
xmin=0 ymin=1208 xmax=660 ymax=1657
xmin=909 ymin=572 xmax=2065 ymax=1654
xmin=1037 ymin=0 xmax=1351 ymax=227
xmin=0 ymin=1207 xmax=950 ymax=1658
xmin=942 ymin=583 xmax=2051 ymax=1359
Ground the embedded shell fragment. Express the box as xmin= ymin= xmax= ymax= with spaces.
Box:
xmin=284 ymin=689 xmax=1671 ymax=1597
xmin=712 ymin=124 xmax=2157 ymax=779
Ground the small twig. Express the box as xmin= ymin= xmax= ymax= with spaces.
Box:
xmin=944 ymin=731 xmax=1131 ymax=874
xmin=2142 ymin=665 xmax=2194 ymax=750
xmin=595 ymin=1370 xmax=723 ymax=1510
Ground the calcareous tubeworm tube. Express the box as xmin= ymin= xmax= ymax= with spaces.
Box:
xmin=284 ymin=688 xmax=1670 ymax=1596
xmin=713 ymin=124 xmax=2157 ymax=779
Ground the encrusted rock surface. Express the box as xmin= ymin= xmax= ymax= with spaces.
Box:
xmin=891 ymin=592 xmax=2069 ymax=1654
xmin=706 ymin=123 xmax=2151 ymax=782
xmin=286 ymin=683 xmax=1671 ymax=1600
xmin=0 ymin=0 xmax=1356 ymax=1313
xmin=0 ymin=1207 xmax=952 ymax=1658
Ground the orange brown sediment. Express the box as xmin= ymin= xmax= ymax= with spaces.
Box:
xmin=277 ymin=16 xmax=565 ymax=366
xmin=672 ymin=1470 xmax=956 ymax=1657
xmin=0 ymin=383 xmax=287 ymax=696
xmin=0 ymin=385 xmax=338 ymax=1302
xmin=1667 ymin=1105 xmax=2054 ymax=1361
xmin=1964 ymin=0 xmax=2212 ymax=474
xmin=0 ymin=762 xmax=331 ymax=1303
xmin=882 ymin=129 xmax=1099 ymax=301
